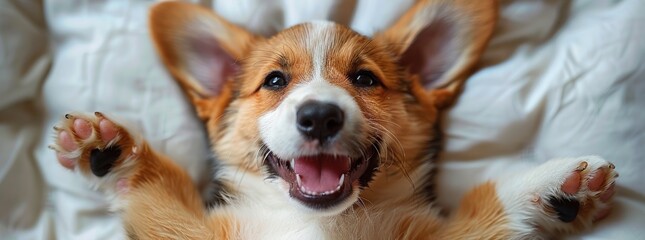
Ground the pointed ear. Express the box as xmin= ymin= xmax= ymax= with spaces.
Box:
xmin=149 ymin=1 xmax=259 ymax=119
xmin=377 ymin=0 xmax=496 ymax=108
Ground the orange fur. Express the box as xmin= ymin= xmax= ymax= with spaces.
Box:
xmin=438 ymin=182 xmax=511 ymax=239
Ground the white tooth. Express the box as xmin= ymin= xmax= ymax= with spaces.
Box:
xmin=290 ymin=158 xmax=295 ymax=169
xmin=296 ymin=174 xmax=302 ymax=186
xmin=298 ymin=174 xmax=346 ymax=196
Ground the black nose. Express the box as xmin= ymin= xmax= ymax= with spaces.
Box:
xmin=296 ymin=101 xmax=344 ymax=143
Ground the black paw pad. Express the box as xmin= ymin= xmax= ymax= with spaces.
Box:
xmin=90 ymin=146 xmax=122 ymax=177
xmin=548 ymin=197 xmax=580 ymax=222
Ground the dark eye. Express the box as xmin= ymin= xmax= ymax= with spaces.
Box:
xmin=351 ymin=70 xmax=379 ymax=87
xmin=262 ymin=71 xmax=288 ymax=90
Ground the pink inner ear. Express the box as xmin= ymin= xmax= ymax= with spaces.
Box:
xmin=400 ymin=17 xmax=460 ymax=89
xmin=184 ymin=36 xmax=238 ymax=97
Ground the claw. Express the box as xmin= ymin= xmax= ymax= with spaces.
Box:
xmin=531 ymin=195 xmax=540 ymax=203
xmin=575 ymin=161 xmax=588 ymax=172
xmin=64 ymin=114 xmax=72 ymax=119
xmin=94 ymin=112 xmax=104 ymax=118
xmin=608 ymin=163 xmax=615 ymax=169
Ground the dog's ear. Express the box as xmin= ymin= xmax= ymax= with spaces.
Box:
xmin=376 ymin=0 xmax=496 ymax=108
xmin=149 ymin=1 xmax=259 ymax=120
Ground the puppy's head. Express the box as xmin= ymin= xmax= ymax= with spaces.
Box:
xmin=150 ymin=0 xmax=495 ymax=214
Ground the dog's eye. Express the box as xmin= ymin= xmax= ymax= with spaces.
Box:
xmin=263 ymin=71 xmax=288 ymax=90
xmin=352 ymin=70 xmax=379 ymax=87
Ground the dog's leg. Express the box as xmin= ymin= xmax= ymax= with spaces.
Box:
xmin=51 ymin=112 xmax=234 ymax=239
xmin=494 ymin=156 xmax=617 ymax=238
xmin=436 ymin=156 xmax=617 ymax=239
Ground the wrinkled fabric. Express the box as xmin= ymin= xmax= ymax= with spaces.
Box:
xmin=1 ymin=0 xmax=643 ymax=239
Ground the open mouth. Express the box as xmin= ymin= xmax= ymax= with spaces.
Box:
xmin=266 ymin=147 xmax=377 ymax=209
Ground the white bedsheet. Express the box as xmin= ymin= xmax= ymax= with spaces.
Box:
xmin=1 ymin=0 xmax=643 ymax=239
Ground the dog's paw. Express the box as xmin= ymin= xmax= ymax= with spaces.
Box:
xmin=50 ymin=112 xmax=138 ymax=192
xmin=497 ymin=156 xmax=618 ymax=237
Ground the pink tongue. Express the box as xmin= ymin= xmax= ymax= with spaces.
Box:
xmin=293 ymin=155 xmax=351 ymax=193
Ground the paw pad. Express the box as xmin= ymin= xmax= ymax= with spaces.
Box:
xmin=50 ymin=112 xmax=133 ymax=177
xmin=548 ymin=158 xmax=618 ymax=226
xmin=548 ymin=197 xmax=580 ymax=223
xmin=90 ymin=146 xmax=122 ymax=177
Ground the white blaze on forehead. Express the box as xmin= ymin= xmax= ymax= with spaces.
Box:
xmin=306 ymin=21 xmax=336 ymax=83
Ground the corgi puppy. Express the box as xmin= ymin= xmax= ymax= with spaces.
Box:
xmin=51 ymin=0 xmax=618 ymax=239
